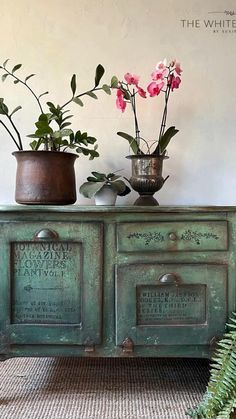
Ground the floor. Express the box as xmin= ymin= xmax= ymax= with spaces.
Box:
xmin=0 ymin=357 xmax=209 ymax=419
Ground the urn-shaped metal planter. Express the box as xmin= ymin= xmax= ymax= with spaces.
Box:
xmin=13 ymin=151 xmax=77 ymax=205
xmin=127 ymin=154 xmax=169 ymax=206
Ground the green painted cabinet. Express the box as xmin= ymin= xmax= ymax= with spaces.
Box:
xmin=0 ymin=206 xmax=235 ymax=360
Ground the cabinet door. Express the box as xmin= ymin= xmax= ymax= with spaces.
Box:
xmin=0 ymin=221 xmax=102 ymax=348
xmin=115 ymin=263 xmax=227 ymax=347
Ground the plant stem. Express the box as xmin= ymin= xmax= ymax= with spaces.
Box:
xmin=158 ymin=76 xmax=171 ymax=141
xmin=8 ymin=115 xmax=23 ymax=150
xmin=0 ymin=120 xmax=22 ymax=150
xmin=130 ymin=89 xmax=141 ymax=153
xmin=60 ymin=87 xmax=104 ymax=110
xmin=2 ymin=67 xmax=44 ymax=113
xmin=132 ymin=91 xmax=140 ymax=138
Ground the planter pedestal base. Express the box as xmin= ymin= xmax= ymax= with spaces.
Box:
xmin=134 ymin=195 xmax=159 ymax=206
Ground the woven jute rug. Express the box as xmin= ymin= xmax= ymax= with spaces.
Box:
xmin=0 ymin=357 xmax=209 ymax=419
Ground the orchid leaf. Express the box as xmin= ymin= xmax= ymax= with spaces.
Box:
xmin=117 ymin=131 xmax=139 ymax=154
xmin=158 ymin=126 xmax=179 ymax=154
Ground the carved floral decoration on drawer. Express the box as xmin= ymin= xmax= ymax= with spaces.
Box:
xmin=127 ymin=232 xmax=164 ymax=246
xmin=127 ymin=230 xmax=220 ymax=246
xmin=180 ymin=230 xmax=219 ymax=245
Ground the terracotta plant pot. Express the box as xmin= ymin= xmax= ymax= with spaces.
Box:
xmin=13 ymin=151 xmax=77 ymax=205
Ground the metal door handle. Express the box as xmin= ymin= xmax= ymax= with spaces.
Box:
xmin=158 ymin=272 xmax=181 ymax=284
xmin=34 ymin=228 xmax=59 ymax=240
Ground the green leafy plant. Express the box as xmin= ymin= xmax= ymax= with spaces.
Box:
xmin=187 ymin=313 xmax=236 ymax=419
xmin=0 ymin=59 xmax=112 ymax=159
xmin=79 ymin=171 xmax=131 ymax=198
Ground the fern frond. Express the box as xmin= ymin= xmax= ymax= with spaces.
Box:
xmin=187 ymin=313 xmax=236 ymax=418
xmin=217 ymin=393 xmax=236 ymax=418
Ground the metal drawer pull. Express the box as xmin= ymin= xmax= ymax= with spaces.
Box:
xmin=168 ymin=232 xmax=178 ymax=241
xmin=158 ymin=272 xmax=181 ymax=284
xmin=34 ymin=228 xmax=59 ymax=240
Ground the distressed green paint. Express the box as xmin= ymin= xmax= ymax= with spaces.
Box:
xmin=0 ymin=205 xmax=235 ymax=360
xmin=117 ymin=221 xmax=228 ymax=252
xmin=12 ymin=241 xmax=82 ymax=325
xmin=136 ymin=284 xmax=206 ymax=325
xmin=115 ymin=263 xmax=227 ymax=346
xmin=1 ymin=220 xmax=103 ymax=347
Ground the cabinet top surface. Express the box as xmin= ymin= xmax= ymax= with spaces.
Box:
xmin=0 ymin=205 xmax=235 ymax=213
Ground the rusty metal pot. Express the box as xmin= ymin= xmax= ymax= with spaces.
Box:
xmin=13 ymin=151 xmax=77 ymax=205
xmin=127 ymin=154 xmax=169 ymax=206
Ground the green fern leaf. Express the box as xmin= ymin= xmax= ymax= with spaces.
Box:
xmin=187 ymin=313 xmax=236 ymax=418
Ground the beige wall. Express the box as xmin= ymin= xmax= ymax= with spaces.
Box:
xmin=0 ymin=0 xmax=235 ymax=205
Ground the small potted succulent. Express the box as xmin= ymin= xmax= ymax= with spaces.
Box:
xmin=79 ymin=171 xmax=131 ymax=205
xmin=112 ymin=59 xmax=182 ymax=205
xmin=0 ymin=59 xmax=113 ymax=204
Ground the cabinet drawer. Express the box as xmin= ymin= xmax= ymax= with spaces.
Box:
xmin=0 ymin=221 xmax=103 ymax=346
xmin=115 ymin=263 xmax=227 ymax=347
xmin=117 ymin=221 xmax=228 ymax=252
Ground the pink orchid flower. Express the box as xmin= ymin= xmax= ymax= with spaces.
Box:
xmin=174 ymin=61 xmax=183 ymax=76
xmin=155 ymin=59 xmax=168 ymax=77
xmin=156 ymin=58 xmax=167 ymax=69
xmin=116 ymin=89 xmax=126 ymax=112
xmin=137 ymin=87 xmax=146 ymax=98
xmin=170 ymin=76 xmax=181 ymax=91
xmin=169 ymin=59 xmax=183 ymax=75
xmin=151 ymin=70 xmax=165 ymax=82
xmin=147 ymin=81 xmax=164 ymax=97
xmin=124 ymin=72 xmax=139 ymax=87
